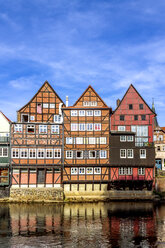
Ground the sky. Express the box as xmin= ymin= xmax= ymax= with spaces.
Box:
xmin=0 ymin=0 xmax=165 ymax=125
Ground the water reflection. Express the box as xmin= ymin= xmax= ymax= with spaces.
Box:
xmin=0 ymin=202 xmax=164 ymax=247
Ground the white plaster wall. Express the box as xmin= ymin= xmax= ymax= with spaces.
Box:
xmin=0 ymin=113 xmax=10 ymax=134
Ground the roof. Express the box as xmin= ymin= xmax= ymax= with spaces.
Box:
xmin=113 ymin=84 xmax=156 ymax=115
xmin=0 ymin=111 xmax=11 ymax=122
xmin=18 ymin=81 xmax=65 ymax=112
xmin=73 ymin=85 xmax=108 ymax=107
xmin=161 ymin=127 xmax=165 ymax=131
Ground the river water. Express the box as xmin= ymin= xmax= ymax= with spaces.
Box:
xmin=0 ymin=202 xmax=165 ymax=247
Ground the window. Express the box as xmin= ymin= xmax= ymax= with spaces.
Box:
xmin=127 ymin=136 xmax=133 ymax=142
xmin=138 ymin=167 xmax=145 ymax=175
xmin=119 ymin=167 xmax=125 ymax=175
xmin=51 ymin=125 xmax=59 ymax=134
xmin=79 ymin=123 xmax=85 ymax=131
xmin=71 ymin=110 xmax=77 ymax=116
xmin=27 ymin=124 xmax=35 ymax=133
xmin=54 ymin=149 xmax=61 ymax=158
xmin=86 ymin=167 xmax=93 ymax=174
xmin=66 ymin=150 xmax=73 ymax=159
xmin=79 ymin=168 xmax=85 ymax=174
xmin=39 ymin=125 xmax=47 ymax=134
xmin=83 ymin=101 xmax=97 ymax=106
xmin=120 ymin=136 xmax=126 ymax=142
xmin=141 ymin=115 xmax=146 ymax=121
xmin=76 ymin=151 xmax=83 ymax=159
xmin=120 ymin=115 xmax=125 ymax=121
xmin=12 ymin=148 xmax=19 ymax=158
xmin=163 ymin=146 xmax=165 ymax=151
xmin=76 ymin=137 xmax=83 ymax=144
xmin=79 ymin=110 xmax=85 ymax=116
xmin=118 ymin=126 xmax=125 ymax=131
xmin=89 ymin=151 xmax=96 ymax=158
xmin=127 ymin=167 xmax=133 ymax=175
xmin=159 ymin=135 xmax=163 ymax=141
xmin=120 ymin=149 xmax=126 ymax=158
xmin=83 ymin=101 xmax=88 ymax=106
xmin=127 ymin=149 xmax=133 ymax=158
xmin=0 ymin=148 xmax=8 ymax=157
xmin=134 ymin=115 xmax=138 ymax=121
xmin=140 ymin=149 xmax=146 ymax=158
xmin=94 ymin=167 xmax=101 ymax=174
xmin=86 ymin=123 xmax=93 ymax=131
xmin=20 ymin=149 xmax=28 ymax=158
xmin=129 ymin=104 xmax=133 ymax=110
xmin=100 ymin=150 xmax=107 ymax=158
xmin=71 ymin=168 xmax=78 ymax=175
xmin=71 ymin=123 xmax=78 ymax=131
xmin=54 ymin=115 xmax=62 ymax=123
xmin=21 ymin=114 xmax=29 ymax=122
xmin=100 ymin=137 xmax=106 ymax=144
xmin=46 ymin=149 xmax=53 ymax=158
xmin=43 ymin=103 xmax=48 ymax=108
xmin=89 ymin=137 xmax=96 ymax=144
xmin=139 ymin=104 xmax=143 ymax=110
xmin=94 ymin=110 xmax=101 ymax=116
xmin=157 ymin=146 xmax=160 ymax=151
xmin=30 ymin=116 xmax=35 ymax=121
xmin=37 ymin=104 xmax=42 ymax=114
xmin=86 ymin=110 xmax=93 ymax=116
xmin=14 ymin=124 xmax=22 ymax=133
xmin=66 ymin=137 xmax=73 ymax=144
xmin=119 ymin=167 xmax=132 ymax=175
xmin=37 ymin=149 xmax=45 ymax=158
xmin=29 ymin=149 xmax=36 ymax=158
xmin=91 ymin=101 xmax=97 ymax=106
xmin=94 ymin=123 xmax=101 ymax=131
xmin=50 ymin=103 xmax=55 ymax=108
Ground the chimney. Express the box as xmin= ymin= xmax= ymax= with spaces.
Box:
xmin=116 ymin=99 xmax=120 ymax=107
xmin=66 ymin=96 xmax=69 ymax=107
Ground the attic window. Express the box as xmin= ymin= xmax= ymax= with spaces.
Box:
xmin=139 ymin=104 xmax=143 ymax=110
xmin=37 ymin=104 xmax=42 ymax=114
xmin=83 ymin=101 xmax=97 ymax=106
xmin=129 ymin=104 xmax=133 ymax=110
xmin=21 ymin=114 xmax=29 ymax=122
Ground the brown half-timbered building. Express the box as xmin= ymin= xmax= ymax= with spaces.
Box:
xmin=11 ymin=81 xmax=65 ymax=188
xmin=62 ymin=85 xmax=111 ymax=190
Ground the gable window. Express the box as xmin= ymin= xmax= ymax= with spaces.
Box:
xmin=54 ymin=115 xmax=62 ymax=123
xmin=86 ymin=110 xmax=93 ymax=116
xmin=127 ymin=149 xmax=133 ymax=158
xmin=120 ymin=149 xmax=126 ymax=158
xmin=79 ymin=168 xmax=85 ymax=174
xmin=14 ymin=124 xmax=22 ymax=133
xmin=139 ymin=104 xmax=143 ymax=110
xmin=37 ymin=104 xmax=42 ymax=114
xmin=37 ymin=149 xmax=45 ymax=158
xmin=118 ymin=126 xmax=126 ymax=131
xmin=71 ymin=123 xmax=78 ymax=131
xmin=30 ymin=116 xmax=35 ymax=121
xmin=140 ymin=149 xmax=146 ymax=158
xmin=94 ymin=167 xmax=101 ymax=174
xmin=50 ymin=103 xmax=55 ymax=108
xmin=138 ymin=167 xmax=145 ymax=175
xmin=94 ymin=110 xmax=101 ymax=116
xmin=100 ymin=150 xmax=107 ymax=158
xmin=79 ymin=123 xmax=85 ymax=131
xmin=76 ymin=151 xmax=83 ymax=159
xmin=91 ymin=101 xmax=97 ymax=106
xmin=89 ymin=151 xmax=96 ymax=158
xmin=0 ymin=148 xmax=8 ymax=157
xmin=86 ymin=167 xmax=93 ymax=174
xmin=120 ymin=115 xmax=125 ymax=121
xmin=12 ymin=148 xmax=19 ymax=158
xmin=39 ymin=125 xmax=47 ymax=134
xmin=86 ymin=123 xmax=93 ymax=131
xmin=94 ymin=123 xmax=101 ymax=131
xmin=27 ymin=124 xmax=35 ymax=133
xmin=66 ymin=137 xmax=73 ymax=144
xmin=20 ymin=149 xmax=28 ymax=158
xmin=120 ymin=136 xmax=126 ymax=142
xmin=51 ymin=125 xmax=59 ymax=134
xmin=71 ymin=110 xmax=77 ymax=116
xmin=43 ymin=103 xmax=49 ymax=108
xmin=46 ymin=149 xmax=53 ymax=158
xmin=127 ymin=136 xmax=133 ymax=142
xmin=29 ymin=149 xmax=36 ymax=158
xmin=79 ymin=110 xmax=85 ymax=116
xmin=141 ymin=115 xmax=146 ymax=121
xmin=54 ymin=149 xmax=61 ymax=158
xmin=129 ymin=104 xmax=133 ymax=110
xmin=76 ymin=137 xmax=83 ymax=144
xmin=71 ymin=168 xmax=78 ymax=175
xmin=66 ymin=150 xmax=73 ymax=159
xmin=134 ymin=115 xmax=138 ymax=121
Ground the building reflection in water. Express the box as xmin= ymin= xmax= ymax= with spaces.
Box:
xmin=0 ymin=202 xmax=163 ymax=247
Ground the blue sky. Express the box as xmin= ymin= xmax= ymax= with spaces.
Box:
xmin=0 ymin=0 xmax=165 ymax=125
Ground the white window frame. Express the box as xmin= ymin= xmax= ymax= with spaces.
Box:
xmin=29 ymin=149 xmax=36 ymax=159
xmin=120 ymin=149 xmax=126 ymax=158
xmin=120 ymin=136 xmax=126 ymax=142
xmin=86 ymin=167 xmax=93 ymax=174
xmin=54 ymin=149 xmax=61 ymax=158
xmin=71 ymin=110 xmax=78 ymax=116
xmin=39 ymin=125 xmax=47 ymax=134
xmin=89 ymin=137 xmax=96 ymax=144
xmin=76 ymin=151 xmax=83 ymax=159
xmin=27 ymin=124 xmax=35 ymax=133
xmin=71 ymin=123 xmax=78 ymax=131
xmin=12 ymin=148 xmax=19 ymax=158
xmin=54 ymin=115 xmax=62 ymax=123
xmin=43 ymin=103 xmax=49 ymax=108
xmin=50 ymin=103 xmax=55 ymax=108
xmin=118 ymin=126 xmax=126 ymax=131
xmin=71 ymin=168 xmax=78 ymax=175
xmin=79 ymin=167 xmax=85 ymax=174
xmin=127 ymin=136 xmax=134 ymax=142
xmin=14 ymin=124 xmax=22 ymax=133
xmin=100 ymin=150 xmax=107 ymax=158
xmin=127 ymin=149 xmax=134 ymax=158
xmin=37 ymin=149 xmax=45 ymax=159
xmin=94 ymin=123 xmax=101 ymax=131
xmin=20 ymin=148 xmax=28 ymax=158
xmin=0 ymin=148 xmax=8 ymax=157
xmin=79 ymin=123 xmax=86 ymax=131
xmin=94 ymin=110 xmax=101 ymax=116
xmin=138 ymin=167 xmax=145 ymax=175
xmin=94 ymin=167 xmax=101 ymax=174
xmin=86 ymin=110 xmax=93 ymax=116
xmin=79 ymin=110 xmax=85 ymax=116
xmin=86 ymin=123 xmax=93 ymax=131
xmin=76 ymin=137 xmax=83 ymax=144
xmin=140 ymin=149 xmax=146 ymax=159
xmin=51 ymin=125 xmax=59 ymax=134
xmin=100 ymin=137 xmax=106 ymax=144
xmin=66 ymin=137 xmax=73 ymax=144
xmin=89 ymin=151 xmax=96 ymax=159
xmin=30 ymin=116 xmax=35 ymax=121
xmin=46 ymin=149 xmax=53 ymax=158
xmin=66 ymin=150 xmax=73 ymax=159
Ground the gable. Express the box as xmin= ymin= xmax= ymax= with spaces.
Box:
xmin=73 ymin=85 xmax=108 ymax=108
xmin=0 ymin=112 xmax=10 ymax=133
